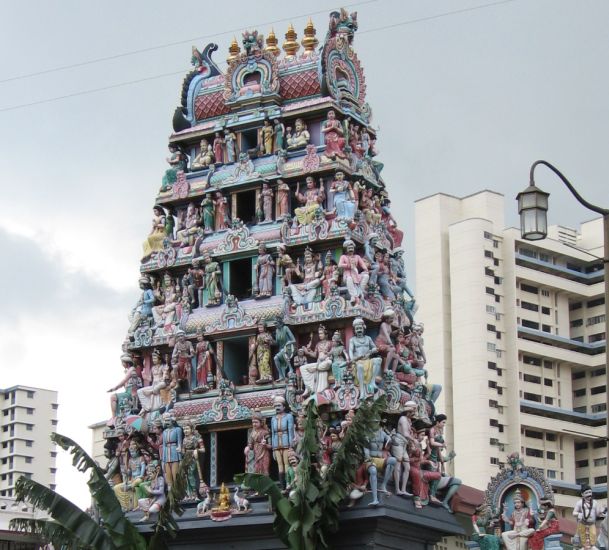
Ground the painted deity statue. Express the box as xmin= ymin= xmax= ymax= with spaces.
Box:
xmin=191 ymin=138 xmax=214 ymax=169
xmin=390 ymin=401 xmax=417 ymax=496
xmin=255 ymin=324 xmax=275 ymax=384
xmin=161 ymin=144 xmax=187 ymax=191
xmin=160 ymin=411 xmax=183 ymax=489
xmin=137 ymin=349 xmax=166 ymax=418
xmin=213 ymin=132 xmax=225 ymax=164
xmin=287 ymin=247 xmax=323 ymax=307
xmin=273 ymin=119 xmax=285 ymax=151
xmin=375 ymin=309 xmax=402 ymax=372
xmin=260 ymin=182 xmax=274 ymax=222
xmin=362 ymin=426 xmax=397 ymax=506
xmin=270 ymin=396 xmax=295 ymax=489
xmin=171 ymin=330 xmax=195 ymax=391
xmin=137 ymin=461 xmax=166 ymax=522
xmin=573 ymin=484 xmax=606 ymax=550
xmin=128 ymin=276 xmax=155 ymax=337
xmin=224 ymin=129 xmax=237 ymax=163
xmin=329 ymin=171 xmax=356 ymax=220
xmin=348 ymin=317 xmax=382 ymax=399
xmin=321 ymin=109 xmax=347 ymax=159
xmin=260 ymin=119 xmax=274 ymax=155
xmin=500 ymin=489 xmax=535 ymax=550
xmin=329 ymin=331 xmax=349 ymax=387
xmin=528 ymin=499 xmax=560 ymax=550
xmin=301 ymin=325 xmax=334 ymax=397
xmin=255 ymin=243 xmax=274 ymax=298
xmin=108 ymin=353 xmax=142 ymax=426
xmin=471 ymin=504 xmax=501 ymax=550
xmin=244 ymin=411 xmax=271 ymax=475
xmin=274 ymin=317 xmax=296 ymax=381
xmin=189 ymin=259 xmax=205 ymax=309
xmin=114 ymin=440 xmax=146 ymax=511
xmin=338 ymin=239 xmax=369 ymax=305
xmin=102 ymin=443 xmax=122 ymax=488
xmin=200 ymin=193 xmax=215 ymax=234
xmin=409 ymin=426 xmax=442 ymax=509
xmin=276 ymin=179 xmax=290 ymax=219
xmin=176 ymin=202 xmax=200 ymax=247
xmin=286 ymin=118 xmax=310 ymax=149
xmin=213 ymin=191 xmax=230 ymax=230
xmin=182 ymin=422 xmax=205 ymax=501
xmin=142 ymin=206 xmax=167 ymax=259
xmin=203 ymin=252 xmax=222 ymax=306
xmin=294 ymin=176 xmax=325 ymax=226
xmin=195 ymin=331 xmax=215 ymax=390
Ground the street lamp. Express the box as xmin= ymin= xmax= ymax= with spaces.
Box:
xmin=517 ymin=160 xmax=609 ymax=501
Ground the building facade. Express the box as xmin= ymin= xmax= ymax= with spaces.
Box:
xmin=0 ymin=386 xmax=58 ymax=498
xmin=415 ymin=190 xmax=608 ymax=516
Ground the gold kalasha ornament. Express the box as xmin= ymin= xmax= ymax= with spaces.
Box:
xmin=301 ymin=18 xmax=318 ymax=56
xmin=227 ymin=37 xmax=241 ymax=64
xmin=282 ymin=23 xmax=300 ymax=58
xmin=264 ymin=28 xmax=280 ymax=56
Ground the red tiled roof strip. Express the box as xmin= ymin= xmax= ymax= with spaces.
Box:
xmin=279 ymin=69 xmax=321 ymax=100
xmin=195 ymin=90 xmax=230 ymax=120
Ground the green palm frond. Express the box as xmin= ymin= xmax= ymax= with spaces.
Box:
xmin=9 ymin=518 xmax=83 ymax=549
xmin=51 ymin=432 xmax=147 ymax=550
xmin=12 ymin=477 xmax=117 ymax=550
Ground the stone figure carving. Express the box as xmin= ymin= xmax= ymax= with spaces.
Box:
xmin=270 ymin=396 xmax=295 ymax=489
xmin=294 ymin=176 xmax=325 ymax=226
xmin=244 ymin=410 xmax=271 ymax=475
xmin=321 ymin=109 xmax=346 ymax=159
xmin=348 ymin=317 xmax=382 ymax=399
xmin=329 ymin=171 xmax=356 ymax=220
xmin=161 ymin=144 xmax=187 ymax=191
xmin=338 ymin=239 xmax=369 ymax=305
xmin=286 ymin=118 xmax=310 ymax=149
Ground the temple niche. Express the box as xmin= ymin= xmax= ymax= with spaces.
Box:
xmin=104 ymin=8 xmax=465 ymax=547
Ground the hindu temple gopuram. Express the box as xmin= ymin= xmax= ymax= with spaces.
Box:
xmin=101 ymin=9 xmax=484 ymax=548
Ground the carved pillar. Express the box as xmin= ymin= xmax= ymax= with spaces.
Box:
xmin=216 ymin=340 xmax=224 ymax=381
xmin=209 ymin=431 xmax=218 ymax=487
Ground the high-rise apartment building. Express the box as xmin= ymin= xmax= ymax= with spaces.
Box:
xmin=0 ymin=386 xmax=59 ymax=498
xmin=415 ymin=190 xmax=607 ymax=516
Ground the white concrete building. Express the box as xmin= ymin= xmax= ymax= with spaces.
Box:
xmin=415 ymin=190 xmax=607 ymax=516
xmin=0 ymin=386 xmax=59 ymax=498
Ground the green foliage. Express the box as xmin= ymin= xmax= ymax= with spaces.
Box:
xmin=236 ymin=396 xmax=386 ymax=550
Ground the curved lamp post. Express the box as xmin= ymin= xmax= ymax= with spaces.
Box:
xmin=517 ymin=160 xmax=609 ymax=498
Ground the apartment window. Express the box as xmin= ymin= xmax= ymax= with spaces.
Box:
xmin=592 ymin=403 xmax=607 ymax=413
xmin=489 ymin=400 xmax=498 ymax=408
xmin=495 ymin=294 xmax=501 ymax=303
xmin=487 ymin=342 xmax=496 ymax=352
xmin=541 ymin=289 xmax=550 ymax=297
xmin=519 ymin=248 xmax=538 ymax=259
xmin=543 ymin=378 xmax=553 ymax=387
xmin=546 ymin=433 xmax=557 ymax=442
xmin=521 ymin=283 xmax=539 ymax=294
xmin=523 ymin=392 xmax=541 ymax=402
xmin=521 ymin=301 xmax=539 ymax=312
xmin=26 ymin=408 xmax=33 ymax=415
xmin=573 ymin=388 xmax=586 ymax=397
xmin=487 ymin=324 xmax=496 ymax=332
xmin=497 ymin=387 xmax=503 ymax=395
xmin=567 ymin=262 xmax=583 ymax=272
xmin=570 ymin=319 xmax=583 ymax=328
xmin=485 ymin=267 xmax=494 ymax=276
xmin=523 ymin=374 xmax=541 ymax=384
xmin=51 ymin=420 xmax=58 ymax=426
xmin=488 ymin=362 xmax=497 ymax=370
xmin=521 ymin=320 xmax=540 ymax=330
xmin=25 ymin=441 xmax=33 ymax=447
xmin=572 ymin=371 xmax=586 ymax=380
xmin=541 ymin=306 xmax=550 ymax=315
xmin=570 ymin=301 xmax=583 ymax=311
xmin=547 ymin=470 xmax=557 ymax=479
xmin=525 ymin=430 xmax=543 ymax=439
xmin=523 ymin=355 xmax=542 ymax=366
xmin=494 ymin=276 xmax=503 ymax=285
xmin=595 ymin=476 xmax=608 ymax=484
xmin=544 ymin=360 xmax=553 ymax=369
xmin=50 ymin=468 xmax=57 ymax=474
xmin=486 ymin=287 xmax=495 ymax=295
xmin=544 ymin=396 xmax=554 ymax=405
xmin=26 ymin=424 xmax=33 ymax=431
xmin=576 ymin=459 xmax=589 ymax=468
xmin=576 ymin=477 xmax=590 ymax=486
xmin=546 ymin=451 xmax=556 ymax=460
xmin=525 ymin=448 xmax=543 ymax=458
xmin=484 ymin=231 xmax=493 ymax=239
xmin=486 ymin=305 xmax=496 ymax=314
xmin=50 ymin=451 xmax=57 ymax=458
xmin=488 ymin=380 xmax=497 ymax=389
xmin=493 ymin=258 xmax=500 ymax=266
xmin=591 ymin=368 xmax=606 ymax=377
xmin=484 ymin=250 xmax=494 ymax=259
xmin=50 ymin=484 xmax=56 ymax=491
xmin=587 ymin=314 xmax=606 ymax=326
xmin=594 ymin=457 xmax=608 ymax=467
xmin=593 ymin=440 xmax=607 ymax=449
xmin=539 ymin=253 xmax=550 ymax=262
xmin=542 ymin=324 xmax=551 ymax=333
xmin=490 ymin=457 xmax=499 ymax=465
xmin=573 ymin=336 xmax=584 ymax=342
xmin=25 ymin=457 xmax=32 ymax=464
xmin=493 ymin=239 xmax=499 ymax=248
xmin=574 ymin=406 xmax=587 ymax=413
xmin=589 ymin=332 xmax=606 ymax=343
xmin=26 ymin=391 xmax=34 ymax=398
xmin=587 ymin=297 xmax=605 ymax=308
xmin=52 ymin=404 xmax=59 ymax=410
xmin=489 ymin=419 xmax=499 ymax=427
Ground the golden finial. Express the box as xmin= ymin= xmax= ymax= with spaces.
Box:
xmin=265 ymin=28 xmax=280 ymax=56
xmin=227 ymin=36 xmax=241 ymax=64
xmin=282 ymin=23 xmax=300 ymax=58
xmin=301 ymin=18 xmax=318 ymax=56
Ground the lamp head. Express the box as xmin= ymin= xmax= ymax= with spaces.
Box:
xmin=516 ymin=183 xmax=549 ymax=241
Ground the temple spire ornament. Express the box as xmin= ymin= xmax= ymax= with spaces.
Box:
xmin=301 ymin=18 xmax=318 ymax=56
xmin=265 ymin=28 xmax=280 ymax=56
xmin=282 ymin=23 xmax=300 ymax=58
xmin=227 ymin=36 xmax=241 ymax=64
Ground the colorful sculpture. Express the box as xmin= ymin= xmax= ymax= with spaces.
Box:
xmin=270 ymin=396 xmax=295 ymax=489
xmin=161 ymin=144 xmax=187 ymax=191
xmin=286 ymin=118 xmax=310 ymax=149
xmin=573 ymin=485 xmax=606 ymax=550
xmin=244 ymin=410 xmax=271 ymax=475
xmin=294 ymin=176 xmax=325 ymax=225
xmin=321 ymin=109 xmax=346 ymax=159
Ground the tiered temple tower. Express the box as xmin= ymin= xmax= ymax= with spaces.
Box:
xmin=105 ymin=9 xmax=464 ymax=547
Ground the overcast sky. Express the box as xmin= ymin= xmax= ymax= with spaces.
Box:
xmin=1 ymin=0 xmax=607 ymax=508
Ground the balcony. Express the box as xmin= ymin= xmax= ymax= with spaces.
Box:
xmin=520 ymin=399 xmax=606 ymax=427
xmin=518 ymin=325 xmax=605 ymax=355
xmin=515 ymin=253 xmax=604 ymax=284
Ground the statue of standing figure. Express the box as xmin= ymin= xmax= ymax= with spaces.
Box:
xmin=273 ymin=119 xmax=285 ymax=151
xmin=160 ymin=411 xmax=183 ymax=490
xmin=363 ymin=425 xmax=397 ymax=506
xmin=260 ymin=119 xmax=274 ymax=155
xmin=200 ymin=193 xmax=215 ymax=234
xmin=348 ymin=317 xmax=382 ymax=399
xmin=213 ymin=132 xmax=225 ymax=164
xmin=244 ymin=410 xmax=271 ymax=475
xmin=259 ymin=182 xmax=274 ymax=222
xmin=270 ymin=396 xmax=295 ymax=489
xmin=195 ymin=331 xmax=216 ymax=390
xmin=224 ymin=129 xmax=237 ymax=163
xmin=213 ymin=191 xmax=230 ymax=231
xmin=329 ymin=171 xmax=356 ymax=220
xmin=254 ymin=243 xmax=274 ymax=298
xmin=338 ymin=239 xmax=369 ymax=305
xmin=276 ymin=179 xmax=290 ymax=219
xmin=203 ymin=252 xmax=222 ymax=306
xmin=573 ymin=484 xmax=607 ymax=550
xmin=294 ymin=177 xmax=325 ymax=226
xmin=321 ymin=109 xmax=347 ymax=160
